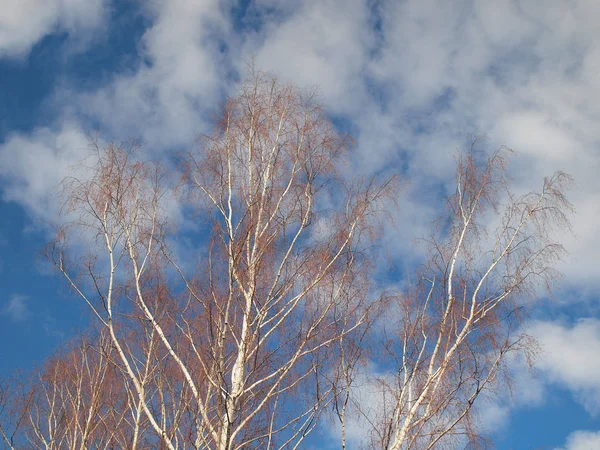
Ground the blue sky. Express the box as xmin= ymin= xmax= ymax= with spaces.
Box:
xmin=1 ymin=1 xmax=600 ymax=448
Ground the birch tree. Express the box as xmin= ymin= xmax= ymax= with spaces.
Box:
xmin=40 ymin=69 xmax=391 ymax=449
xmin=0 ymin=73 xmax=572 ymax=450
xmin=334 ymin=148 xmax=572 ymax=449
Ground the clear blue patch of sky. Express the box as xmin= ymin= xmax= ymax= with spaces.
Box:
xmin=61 ymin=2 xmax=150 ymax=92
xmin=0 ymin=33 xmax=66 ymax=138
xmin=0 ymin=199 xmax=88 ymax=376
xmin=231 ymin=0 xmax=263 ymax=33
xmin=528 ymin=285 xmax=600 ymax=325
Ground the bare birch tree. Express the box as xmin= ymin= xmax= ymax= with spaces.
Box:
xmin=24 ymin=332 xmax=119 ymax=450
xmin=0 ymin=73 xmax=572 ymax=450
xmin=334 ymin=147 xmax=572 ymax=449
xmin=173 ymin=69 xmax=391 ymax=449
xmin=0 ymin=373 xmax=30 ymax=450
xmin=33 ymin=69 xmax=392 ymax=449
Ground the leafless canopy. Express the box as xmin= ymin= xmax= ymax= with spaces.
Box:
xmin=331 ymin=148 xmax=572 ymax=449
xmin=0 ymin=73 xmax=572 ymax=450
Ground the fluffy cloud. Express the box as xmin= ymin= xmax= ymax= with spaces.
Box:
xmin=0 ymin=0 xmax=231 ymax=218
xmin=228 ymin=0 xmax=600 ymax=290
xmin=323 ymin=363 xmax=397 ymax=448
xmin=0 ymin=2 xmax=599 ymax=447
xmin=69 ymin=0 xmax=231 ymax=149
xmin=0 ymin=124 xmax=92 ymax=220
xmin=528 ymin=319 xmax=600 ymax=416
xmin=557 ymin=430 xmax=600 ymax=450
xmin=473 ymin=319 xmax=600 ymax=436
xmin=0 ymin=0 xmax=108 ymax=59
xmin=1 ymin=0 xmax=600 ymax=286
xmin=2 ymin=294 xmax=30 ymax=322
xmin=247 ymin=0 xmax=375 ymax=115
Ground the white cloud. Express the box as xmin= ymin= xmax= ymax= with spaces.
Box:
xmin=473 ymin=319 xmax=600 ymax=436
xmin=247 ymin=0 xmax=375 ymax=115
xmin=324 ymin=363 xmax=397 ymax=448
xmin=1 ymin=0 xmax=599 ymax=290
xmin=0 ymin=123 xmax=93 ymax=220
xmin=528 ymin=319 xmax=600 ymax=416
xmin=65 ymin=0 xmax=231 ymax=149
xmin=0 ymin=0 xmax=108 ymax=59
xmin=2 ymin=294 xmax=30 ymax=322
xmin=0 ymin=0 xmax=229 ymax=227
xmin=0 ymin=3 xmax=599 ymax=447
xmin=476 ymin=401 xmax=511 ymax=435
xmin=231 ymin=0 xmax=600 ymax=290
xmin=495 ymin=111 xmax=577 ymax=164
xmin=556 ymin=430 xmax=600 ymax=450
